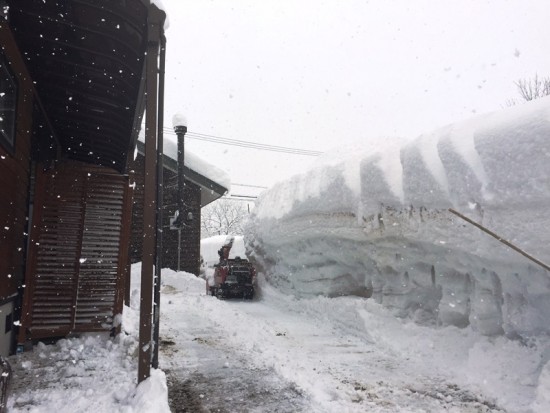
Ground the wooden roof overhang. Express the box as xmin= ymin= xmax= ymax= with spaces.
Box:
xmin=6 ymin=0 xmax=152 ymax=173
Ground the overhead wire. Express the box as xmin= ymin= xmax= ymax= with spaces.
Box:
xmin=231 ymin=183 xmax=268 ymax=189
xmin=161 ymin=129 xmax=308 ymax=200
xmin=162 ymin=127 xmax=323 ymax=156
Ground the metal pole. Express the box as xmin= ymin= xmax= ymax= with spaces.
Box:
xmin=449 ymin=208 xmax=550 ymax=273
xmin=138 ymin=4 xmax=165 ymax=384
xmin=152 ymin=33 xmax=166 ymax=370
xmin=177 ymin=228 xmax=181 ymax=272
xmin=175 ymin=126 xmax=187 ymax=211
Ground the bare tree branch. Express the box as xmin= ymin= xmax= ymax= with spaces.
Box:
xmin=201 ymin=199 xmax=248 ymax=238
xmin=510 ymin=74 xmax=550 ymax=105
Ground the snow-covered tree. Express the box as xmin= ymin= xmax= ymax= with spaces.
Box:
xmin=201 ymin=199 xmax=248 ymax=238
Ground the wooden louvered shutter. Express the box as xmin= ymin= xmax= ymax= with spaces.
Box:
xmin=74 ymin=173 xmax=127 ymax=330
xmin=21 ymin=162 xmax=130 ymax=340
xmin=24 ymin=164 xmax=85 ymax=338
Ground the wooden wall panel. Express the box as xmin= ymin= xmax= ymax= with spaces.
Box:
xmin=28 ymin=166 xmax=84 ymax=336
xmin=0 ymin=24 xmax=34 ymax=301
xmin=20 ymin=161 xmax=129 ymax=340
xmin=75 ymin=173 xmax=126 ymax=330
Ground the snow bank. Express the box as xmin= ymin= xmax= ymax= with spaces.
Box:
xmin=131 ymin=368 xmax=171 ymax=413
xmin=8 ymin=319 xmax=170 ymax=413
xmin=246 ymin=97 xmax=550 ymax=338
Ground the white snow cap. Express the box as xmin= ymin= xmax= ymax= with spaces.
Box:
xmin=150 ymin=0 xmax=165 ymax=10
xmin=172 ymin=113 xmax=188 ymax=129
xmin=150 ymin=0 xmax=169 ymax=30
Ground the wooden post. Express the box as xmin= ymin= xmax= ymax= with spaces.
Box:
xmin=138 ymin=3 xmax=165 ymax=384
xmin=152 ymin=33 xmax=167 ymax=370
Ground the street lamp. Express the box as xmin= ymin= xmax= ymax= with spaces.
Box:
xmin=173 ymin=113 xmax=187 ymax=272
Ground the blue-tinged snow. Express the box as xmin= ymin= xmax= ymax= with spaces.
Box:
xmin=247 ymin=96 xmax=550 ymax=337
xmin=246 ymin=97 xmax=550 ymax=411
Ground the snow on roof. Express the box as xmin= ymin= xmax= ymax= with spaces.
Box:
xmin=138 ymin=131 xmax=231 ymax=191
xmin=150 ymin=0 xmax=170 ymax=29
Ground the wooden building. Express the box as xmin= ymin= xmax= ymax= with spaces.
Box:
xmin=0 ymin=1 xmax=166 ymax=357
xmin=130 ymin=141 xmax=228 ymax=275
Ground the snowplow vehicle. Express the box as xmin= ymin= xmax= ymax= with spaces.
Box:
xmin=207 ymin=236 xmax=256 ymax=299
xmin=210 ymin=257 xmax=256 ymax=299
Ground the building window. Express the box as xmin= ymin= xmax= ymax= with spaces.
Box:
xmin=0 ymin=53 xmax=17 ymax=154
xmin=5 ymin=313 xmax=12 ymax=334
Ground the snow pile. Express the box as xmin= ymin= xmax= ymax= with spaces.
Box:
xmin=7 ymin=263 xmax=171 ymax=413
xmin=161 ymin=267 xmax=206 ymax=294
xmin=246 ymin=96 xmax=550 ymax=338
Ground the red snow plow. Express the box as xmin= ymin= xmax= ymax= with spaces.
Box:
xmin=207 ymin=237 xmax=256 ymax=300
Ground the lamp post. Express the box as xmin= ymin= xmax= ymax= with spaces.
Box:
xmin=173 ymin=113 xmax=187 ymax=272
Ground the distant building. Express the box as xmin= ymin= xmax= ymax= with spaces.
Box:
xmin=130 ymin=139 xmax=228 ymax=275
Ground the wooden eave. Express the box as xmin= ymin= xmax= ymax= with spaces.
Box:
xmin=6 ymin=0 xmax=153 ymax=173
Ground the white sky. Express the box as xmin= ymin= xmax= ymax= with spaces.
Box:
xmin=160 ymin=0 xmax=550 ymax=194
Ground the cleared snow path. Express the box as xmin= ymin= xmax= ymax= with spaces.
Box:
xmin=160 ymin=271 xmax=508 ymax=412
xmin=159 ymin=281 xmax=308 ymax=412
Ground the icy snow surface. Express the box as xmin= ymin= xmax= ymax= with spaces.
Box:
xmin=247 ymin=96 xmax=550 ymax=340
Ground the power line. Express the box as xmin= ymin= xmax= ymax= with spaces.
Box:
xmin=221 ymin=195 xmax=258 ymax=202
xmin=227 ymin=194 xmax=258 ymax=200
xmin=231 ymin=182 xmax=268 ymax=189
xmin=162 ymin=127 xmax=323 ymax=156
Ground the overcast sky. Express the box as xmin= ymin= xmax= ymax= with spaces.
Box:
xmin=160 ymin=0 xmax=550 ymax=195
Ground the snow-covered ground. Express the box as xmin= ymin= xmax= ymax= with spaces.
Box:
xmin=7 ymin=262 xmax=550 ymax=412
xmin=6 ymin=265 xmax=170 ymax=412
xmin=159 ymin=267 xmax=550 ymax=412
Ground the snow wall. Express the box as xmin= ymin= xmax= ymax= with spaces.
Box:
xmin=246 ymin=96 xmax=550 ymax=337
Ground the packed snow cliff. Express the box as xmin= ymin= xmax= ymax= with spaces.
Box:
xmin=246 ymin=96 xmax=550 ymax=338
